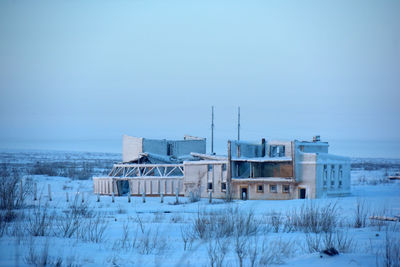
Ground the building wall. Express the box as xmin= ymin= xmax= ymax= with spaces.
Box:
xmin=183 ymin=161 xmax=227 ymax=199
xmin=170 ymin=139 xmax=206 ymax=157
xmin=314 ymin=153 xmax=351 ymax=198
xmin=294 ymin=141 xmax=351 ymax=199
xmin=258 ymin=162 xmax=293 ymax=177
xmin=232 ymin=181 xmax=297 ymax=200
xmin=122 ymin=135 xmax=143 ymax=162
xmin=295 ymin=152 xmax=318 ymax=199
xmin=143 ymin=138 xmax=168 ymax=155
xmin=230 ymin=141 xmax=263 ymax=158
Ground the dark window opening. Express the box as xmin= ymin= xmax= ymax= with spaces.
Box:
xmin=270 ymin=145 xmax=285 ymax=157
xmin=257 ymin=184 xmax=264 ymax=193
xmin=208 ymin=164 xmax=213 ymax=172
xmin=207 ymin=182 xmax=213 ymax=190
xmin=241 ymin=187 xmax=248 ymax=200
xmin=221 ymin=182 xmax=226 ymax=191
xmin=270 ymin=184 xmax=277 ymax=193
xmin=167 ymin=144 xmax=172 ymax=156
xmin=282 ymin=184 xmax=290 ymax=193
xmin=299 ymin=188 xmax=306 ymax=199
xmin=222 ymin=164 xmax=226 ymax=171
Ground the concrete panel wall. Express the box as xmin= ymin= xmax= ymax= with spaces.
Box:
xmin=122 ymin=135 xmax=143 ymax=162
xmin=143 ymin=138 xmax=168 ymax=155
xmin=183 ymin=162 xmax=227 ymax=199
xmin=230 ymin=141 xmax=263 ymax=158
xmin=170 ymin=140 xmax=206 ymax=156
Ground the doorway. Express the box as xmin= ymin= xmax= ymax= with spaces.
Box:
xmin=240 ymin=187 xmax=248 ymax=200
xmin=117 ymin=180 xmax=130 ymax=196
xmin=299 ymin=188 xmax=306 ymax=199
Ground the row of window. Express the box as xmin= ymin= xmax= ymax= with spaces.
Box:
xmin=207 ymin=182 xmax=290 ymax=194
xmin=323 ymin=165 xmax=343 ymax=188
xmin=257 ymin=184 xmax=290 ymax=194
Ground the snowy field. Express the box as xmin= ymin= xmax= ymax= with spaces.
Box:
xmin=0 ymin=151 xmax=400 ymax=267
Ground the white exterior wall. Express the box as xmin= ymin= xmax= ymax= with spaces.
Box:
xmin=315 ymin=154 xmax=351 ymax=198
xmin=122 ymin=135 xmax=143 ymax=162
xmin=295 ymin=152 xmax=318 ymax=199
xmin=183 ymin=161 xmax=227 ymax=198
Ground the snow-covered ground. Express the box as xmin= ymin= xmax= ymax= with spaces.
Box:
xmin=0 ymin=152 xmax=399 ymax=266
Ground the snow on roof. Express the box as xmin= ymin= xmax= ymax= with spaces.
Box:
xmin=184 ymin=160 xmax=228 ymax=165
xmin=190 ymin=152 xmax=227 ymax=161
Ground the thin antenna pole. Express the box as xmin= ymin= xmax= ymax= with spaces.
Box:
xmin=211 ymin=106 xmax=214 ymax=154
xmin=237 ymin=106 xmax=240 ymax=141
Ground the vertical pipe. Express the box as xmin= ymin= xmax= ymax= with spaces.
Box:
xmin=226 ymin=141 xmax=232 ymax=201
xmin=261 ymin=138 xmax=266 ymax=157
xmin=238 ymin=106 xmax=240 ymax=141
xmin=211 ymin=106 xmax=214 ymax=154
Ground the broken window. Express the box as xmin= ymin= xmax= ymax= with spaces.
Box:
xmin=257 ymin=184 xmax=264 ymax=193
xmin=338 ymin=165 xmax=343 ymax=187
xmin=282 ymin=184 xmax=290 ymax=193
xmin=270 ymin=184 xmax=277 ymax=193
xmin=222 ymin=164 xmax=227 ymax=171
xmin=208 ymin=182 xmax=213 ymax=190
xmin=270 ymin=145 xmax=285 ymax=157
xmin=208 ymin=164 xmax=213 ymax=172
xmin=167 ymin=144 xmax=172 ymax=156
xmin=221 ymin=182 xmax=226 ymax=191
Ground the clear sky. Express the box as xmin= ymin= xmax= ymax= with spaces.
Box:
xmin=0 ymin=0 xmax=399 ymax=158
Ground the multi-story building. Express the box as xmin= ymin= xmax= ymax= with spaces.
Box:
xmin=93 ymin=135 xmax=350 ymax=200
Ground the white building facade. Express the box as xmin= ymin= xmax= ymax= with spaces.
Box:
xmin=93 ymin=135 xmax=351 ymax=200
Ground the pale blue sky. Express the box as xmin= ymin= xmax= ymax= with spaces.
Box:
xmin=0 ymin=0 xmax=399 ymax=157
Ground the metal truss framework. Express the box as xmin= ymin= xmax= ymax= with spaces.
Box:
xmin=108 ymin=164 xmax=184 ymax=178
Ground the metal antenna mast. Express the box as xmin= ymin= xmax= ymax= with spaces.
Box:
xmin=211 ymin=106 xmax=214 ymax=154
xmin=237 ymin=106 xmax=240 ymax=141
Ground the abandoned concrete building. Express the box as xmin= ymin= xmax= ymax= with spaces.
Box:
xmin=93 ymin=134 xmax=351 ymax=200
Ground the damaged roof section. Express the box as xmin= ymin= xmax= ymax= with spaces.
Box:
xmin=122 ymin=134 xmax=206 ymax=163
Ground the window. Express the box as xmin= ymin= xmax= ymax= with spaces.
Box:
xmin=221 ymin=182 xmax=226 ymax=191
xmin=331 ymin=165 xmax=335 ymax=187
xmin=270 ymin=145 xmax=285 ymax=157
xmin=257 ymin=184 xmax=264 ymax=193
xmin=208 ymin=164 xmax=213 ymax=172
xmin=167 ymin=144 xmax=172 ymax=156
xmin=270 ymin=184 xmax=277 ymax=193
xmin=207 ymin=182 xmax=213 ymax=190
xmin=323 ymin=165 xmax=328 ymax=187
xmin=222 ymin=164 xmax=227 ymax=171
xmin=282 ymin=184 xmax=290 ymax=193
xmin=338 ymin=165 xmax=343 ymax=187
